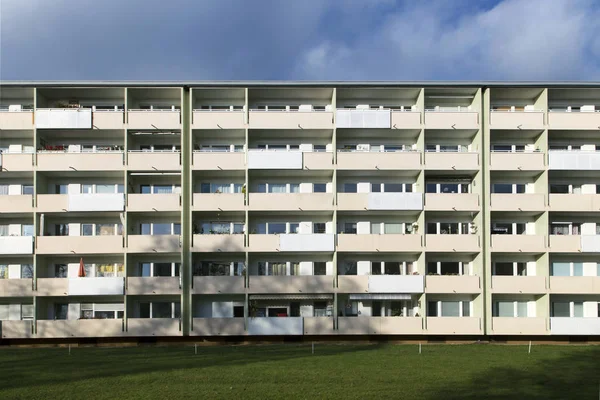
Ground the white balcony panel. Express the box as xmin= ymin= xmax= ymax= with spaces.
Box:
xmin=581 ymin=235 xmax=600 ymax=252
xmin=67 ymin=277 xmax=125 ymax=296
xmin=550 ymin=317 xmax=600 ymax=335
xmin=368 ymin=275 xmax=424 ymax=293
xmin=36 ymin=109 xmax=92 ymax=129
xmin=247 ymin=150 xmax=302 ymax=170
xmin=336 ymin=109 xmax=391 ymax=128
xmin=279 ymin=234 xmax=335 ymax=252
xmin=67 ymin=193 xmax=125 ymax=212
xmin=367 ymin=193 xmax=422 ymax=211
xmin=247 ymin=317 xmax=303 ymax=335
xmin=549 ymin=151 xmax=600 ymax=170
xmin=0 ymin=236 xmax=33 ymax=255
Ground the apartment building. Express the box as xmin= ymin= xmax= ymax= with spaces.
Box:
xmin=0 ymin=82 xmax=599 ymax=340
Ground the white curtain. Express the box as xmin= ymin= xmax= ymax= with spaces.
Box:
xmin=211 ymin=183 xmax=231 ymax=193
xmin=154 ymin=185 xmax=173 ymax=194
xmin=269 ymin=184 xmax=286 ymax=193
xmin=0 ymin=185 xmax=8 ymax=195
xmin=384 ymin=223 xmax=403 ymax=234
xmin=0 ymin=225 xmax=8 ymax=236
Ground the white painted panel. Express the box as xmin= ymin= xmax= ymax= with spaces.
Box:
xmin=583 ymin=302 xmax=598 ymax=317
xmin=581 ymin=235 xmax=600 ymax=252
xmin=367 ymin=193 xmax=423 ymax=210
xmin=8 ymin=304 xmax=21 ymax=320
xmin=527 ymin=301 xmax=536 ymax=317
xmin=549 ymin=152 xmax=600 ymax=170
xmin=299 ymin=262 xmax=312 ymax=276
xmin=247 ymin=317 xmax=303 ymax=335
xmin=279 ymin=234 xmax=334 ymax=252
xmin=550 ymin=317 xmax=600 ymax=335
xmin=35 ymin=109 xmax=92 ymax=129
xmin=336 ymin=110 xmax=351 ymax=128
xmin=335 ymin=110 xmax=391 ymax=128
xmin=0 ymin=237 xmax=33 ymax=255
xmin=368 ymin=275 xmax=424 ymax=293
xmin=357 ymin=261 xmax=370 ymax=276
xmin=67 ymin=277 xmax=124 ymax=296
xmin=8 ymin=185 xmax=21 ymax=195
xmin=68 ymin=303 xmax=80 ymax=320
xmin=300 ymin=305 xmax=313 ymax=317
xmin=8 ymin=265 xmax=21 ymax=279
xmin=196 ymin=302 xmax=213 ymax=318
xmin=67 ymin=193 xmax=125 ymax=212
xmin=213 ymin=302 xmax=233 ymax=318
xmin=247 ymin=151 xmax=302 ymax=169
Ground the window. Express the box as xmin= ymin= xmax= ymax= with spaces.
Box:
xmin=21 ymin=264 xmax=33 ymax=279
xmin=338 ymin=262 xmax=357 ymax=275
xmin=313 ymin=183 xmax=327 ymax=193
xmin=195 ymin=261 xmax=232 ymax=276
xmin=152 ymin=302 xmax=173 ymax=318
xmin=550 ymin=222 xmax=580 ymax=235
xmin=427 ymin=222 xmax=470 ymax=235
xmin=0 ymin=265 xmax=7 ymax=279
xmin=341 ymin=222 xmax=357 ymax=234
xmin=313 ymin=223 xmax=326 ymax=234
xmin=54 ymin=264 xmax=68 ymax=278
xmin=22 ymin=185 xmax=34 ymax=195
xmin=428 ymin=300 xmax=470 ymax=317
xmin=552 ymin=301 xmax=583 ymax=317
xmin=54 ymin=224 xmax=69 ymax=236
xmin=54 ymin=304 xmax=68 ymax=320
xmin=314 ymin=262 xmax=327 ymax=275
xmin=0 ymin=185 xmax=8 ymax=195
xmin=384 ymin=262 xmax=401 ymax=275
xmin=21 ymin=304 xmax=34 ymax=320
xmin=343 ymin=183 xmax=357 ymax=193
xmin=491 ymin=222 xmax=526 ymax=235
xmin=494 ymin=262 xmax=527 ymax=276
xmin=55 ymin=184 xmax=68 ymax=195
xmin=371 ymin=261 xmax=382 ymax=275
xmin=492 ymin=183 xmax=526 ymax=194
xmin=268 ymin=223 xmax=286 ymax=234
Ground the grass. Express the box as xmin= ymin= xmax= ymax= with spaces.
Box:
xmin=0 ymin=343 xmax=598 ymax=399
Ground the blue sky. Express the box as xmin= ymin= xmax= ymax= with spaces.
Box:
xmin=1 ymin=0 xmax=599 ymax=81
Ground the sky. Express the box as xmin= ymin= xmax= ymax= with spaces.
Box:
xmin=1 ymin=0 xmax=600 ymax=81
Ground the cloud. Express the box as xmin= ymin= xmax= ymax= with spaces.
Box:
xmin=1 ymin=0 xmax=599 ymax=81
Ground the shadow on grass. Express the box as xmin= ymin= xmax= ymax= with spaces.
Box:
xmin=430 ymin=345 xmax=600 ymax=400
xmin=0 ymin=343 xmax=383 ymax=391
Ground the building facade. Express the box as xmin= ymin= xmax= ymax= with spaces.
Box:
xmin=0 ymin=82 xmax=599 ymax=340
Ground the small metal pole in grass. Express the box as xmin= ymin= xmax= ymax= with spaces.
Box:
xmin=68 ymin=344 xmax=71 ymax=356
xmin=195 ymin=343 xmax=198 ymax=355
xmin=528 ymin=341 xmax=532 ymax=354
xmin=419 ymin=342 xmax=422 ymax=354
xmin=312 ymin=342 xmax=314 ymax=355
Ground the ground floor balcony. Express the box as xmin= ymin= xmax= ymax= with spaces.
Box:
xmin=190 ymin=318 xmax=246 ymax=336
xmin=126 ymin=318 xmax=181 ymax=336
xmin=36 ymin=319 xmax=124 ymax=338
xmin=425 ymin=317 xmax=482 ymax=335
xmin=550 ymin=317 xmax=600 ymax=335
xmin=0 ymin=320 xmax=34 ymax=339
xmin=0 ymin=279 xmax=33 ymax=297
xmin=337 ymin=316 xmax=423 ymax=335
xmin=491 ymin=317 xmax=548 ymax=335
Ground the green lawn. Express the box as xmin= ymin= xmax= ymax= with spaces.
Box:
xmin=0 ymin=343 xmax=598 ymax=399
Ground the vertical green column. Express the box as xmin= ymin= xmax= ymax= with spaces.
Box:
xmin=481 ymin=87 xmax=491 ymax=335
xmin=181 ymin=87 xmax=192 ymax=336
xmin=32 ymin=87 xmax=38 ymax=334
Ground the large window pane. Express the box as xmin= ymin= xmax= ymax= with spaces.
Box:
xmin=496 ymin=302 xmax=514 ymax=317
xmin=154 ymin=263 xmax=172 ymax=277
xmin=96 ymin=184 xmax=115 ymax=194
xmin=493 ymin=184 xmax=513 ymax=194
xmin=152 ymin=302 xmax=172 ymax=318
xmin=268 ymin=223 xmax=286 ymax=234
xmin=384 ymin=223 xmax=403 ymax=234
xmin=441 ymin=301 xmax=460 ymax=317
xmin=551 ymin=262 xmax=571 ymax=277
xmin=573 ymin=302 xmax=583 ymax=317
xmin=517 ymin=302 xmax=528 ymax=317
xmin=494 ymin=262 xmax=514 ymax=276
xmin=552 ymin=302 xmax=570 ymax=317
xmin=344 ymin=183 xmax=357 ymax=193
xmin=152 ymin=223 xmax=172 ymax=235
xmin=573 ymin=263 xmax=583 ymax=276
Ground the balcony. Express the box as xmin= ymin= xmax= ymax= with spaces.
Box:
xmin=368 ymin=275 xmax=424 ymax=293
xmin=337 ymin=276 xmax=368 ymax=293
xmin=337 ymin=151 xmax=421 ymax=171
xmin=0 ymin=279 xmax=33 ymax=297
xmin=127 ymin=152 xmax=181 ymax=171
xmin=549 ymin=151 xmax=600 ymax=170
xmin=191 ymin=234 xmax=245 ymax=252
xmin=0 ymin=195 xmax=33 ymax=213
xmin=490 ymin=194 xmax=546 ymax=211
xmin=337 ymin=193 xmax=423 ymax=211
xmin=548 ymin=111 xmax=600 ymax=130
xmin=490 ymin=235 xmax=547 ymax=253
xmin=0 ymin=153 xmax=34 ymax=171
xmin=491 ymin=317 xmax=547 ymax=335
xmin=127 ymin=277 xmax=181 ymax=295
xmin=248 ymin=110 xmax=333 ymax=129
xmin=426 ymin=317 xmax=482 ymax=334
xmin=303 ymin=317 xmax=335 ymax=335
xmin=490 ymin=152 xmax=545 ymax=171
xmin=192 ymin=193 xmax=245 ymax=211
xmin=424 ymin=235 xmax=480 ymax=252
xmin=0 ymin=320 xmax=34 ymax=339
xmin=0 ymin=236 xmax=34 ymax=255
xmin=425 ymin=276 xmax=481 ymax=293
xmin=192 ymin=110 xmax=245 ymax=129
xmin=581 ymin=235 xmax=600 ymax=252
xmin=425 ymin=193 xmax=479 ymax=211
xmin=247 ymin=150 xmax=302 ymax=170
xmin=36 ymin=278 xmax=68 ymax=296
xmin=548 ymin=235 xmax=581 ymax=253
xmin=549 ymin=194 xmax=600 ymax=212
xmin=37 ymin=194 xmax=124 ymax=213
xmin=248 ymin=193 xmax=333 ymax=211
xmin=35 ymin=108 xmax=92 ymax=129
xmin=247 ymin=317 xmax=303 ymax=335
xmin=491 ymin=276 xmax=547 ymax=294
xmin=337 ymin=317 xmax=424 ymax=335
xmin=36 ymin=236 xmax=123 ymax=255
xmin=37 ymin=152 xmax=124 ymax=171
xmin=0 ymin=110 xmax=33 ymax=129
xmin=127 ymin=194 xmax=181 ymax=212
xmin=126 ymin=318 xmax=181 ymax=336
xmin=489 ymin=111 xmax=544 ymax=130
xmin=192 ymin=276 xmax=245 ymax=294
xmin=391 ymin=110 xmax=421 ymax=129
xmin=127 ymin=235 xmax=180 ymax=253
xmin=92 ymin=111 xmax=124 ymax=129
xmin=247 ymin=234 xmax=334 ymax=252
xmin=192 ymin=152 xmax=245 ymax=170
xmin=127 ymin=110 xmax=181 ymax=129
xmin=424 ymin=111 xmax=479 ymax=129
xmin=336 ymin=109 xmax=391 ymax=129
xmin=37 ymin=319 xmax=124 ymax=338
xmin=550 ymin=317 xmax=600 ymax=335
xmin=248 ymin=276 xmax=334 ymax=293
xmin=549 ymin=276 xmax=600 ymax=294
xmin=303 ymin=152 xmax=333 ymax=170
xmin=191 ymin=318 xmax=246 ymax=336
xmin=66 ymin=277 xmax=124 ymax=296
xmin=424 ymin=152 xmax=479 ymax=170
xmin=337 ymin=234 xmax=423 ymax=253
